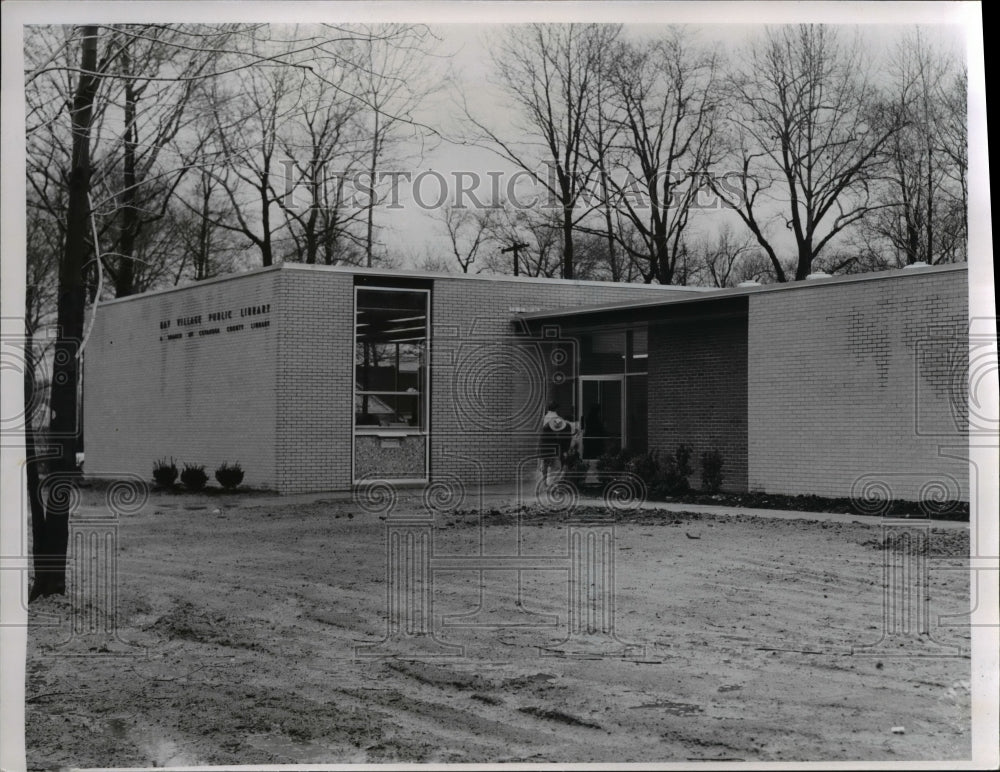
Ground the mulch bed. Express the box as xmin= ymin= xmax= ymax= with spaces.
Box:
xmin=568 ymin=482 xmax=969 ymax=521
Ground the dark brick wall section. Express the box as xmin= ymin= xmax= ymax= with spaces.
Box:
xmin=648 ymin=315 xmax=749 ymax=492
xmin=430 ymin=276 xmax=697 ymax=488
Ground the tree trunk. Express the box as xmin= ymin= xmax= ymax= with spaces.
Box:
xmin=794 ymin=244 xmax=813 ymax=281
xmin=116 ymin=60 xmax=138 ymax=297
xmin=561 ymin=203 xmax=574 ymax=280
xmin=24 ymin=305 xmax=47 ymax=598
xmin=304 ymin=203 xmax=318 ymax=264
xmin=33 ymin=25 xmax=100 ymax=600
xmin=925 ymin=145 xmax=935 ymax=264
xmin=366 ymin=114 xmax=380 ymax=268
xmin=600 ymin=172 xmax=618 ymax=281
xmin=259 ymin=178 xmax=273 ymax=267
xmin=196 ymin=181 xmax=211 ymax=279
xmin=653 ymin=230 xmax=673 ymax=285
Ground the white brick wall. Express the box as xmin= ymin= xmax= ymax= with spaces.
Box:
xmin=84 ymin=270 xmax=279 ymax=488
xmin=274 ymin=270 xmax=354 ymax=493
xmin=747 ymin=267 xmax=969 ymax=501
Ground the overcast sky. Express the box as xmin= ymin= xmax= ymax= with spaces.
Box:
xmin=2 ymin=2 xmax=985 ymax=274
xmin=376 ymin=21 xmax=971 ymax=265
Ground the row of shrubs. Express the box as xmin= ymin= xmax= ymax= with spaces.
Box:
xmin=593 ymin=444 xmax=725 ymax=495
xmin=153 ymin=458 xmax=244 ymax=491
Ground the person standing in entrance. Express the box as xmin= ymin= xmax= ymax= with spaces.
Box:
xmin=538 ymin=402 xmax=573 ymax=485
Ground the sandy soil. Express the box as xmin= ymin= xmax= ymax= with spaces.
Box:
xmin=23 ymin=488 xmax=971 ymax=768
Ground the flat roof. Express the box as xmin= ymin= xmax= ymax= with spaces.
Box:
xmin=518 ymin=263 xmax=968 ymax=322
xmin=96 ymin=261 xmax=706 ymax=307
xmin=284 ymin=262 xmax=709 ymax=292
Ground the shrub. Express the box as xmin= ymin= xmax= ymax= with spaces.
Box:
xmin=675 ymin=444 xmax=693 ymax=480
xmin=596 ymin=443 xmax=696 ymax=497
xmin=180 ymin=463 xmax=208 ymax=492
xmin=701 ymin=449 xmax=725 ymax=493
xmin=650 ymin=444 xmax=693 ymax=496
xmin=654 ymin=454 xmax=686 ymax=496
xmin=559 ymin=450 xmax=589 ymax=485
xmin=214 ymin=462 xmax=245 ymax=490
xmin=152 ymin=457 xmax=178 ymax=488
xmin=625 ymin=448 xmax=661 ymax=490
xmin=595 ymin=446 xmax=629 ymax=485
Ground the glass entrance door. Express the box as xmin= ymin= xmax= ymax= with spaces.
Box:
xmin=579 ymin=377 xmax=624 ymax=459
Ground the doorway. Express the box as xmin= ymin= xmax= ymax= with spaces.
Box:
xmin=579 ymin=376 xmax=624 ymax=460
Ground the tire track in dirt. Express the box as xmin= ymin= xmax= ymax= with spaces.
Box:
xmin=25 ymin=490 xmax=972 ymax=767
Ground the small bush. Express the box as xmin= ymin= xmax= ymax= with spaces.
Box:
xmin=560 ymin=450 xmax=589 ymax=483
xmin=595 ymin=446 xmax=629 ymax=485
xmin=180 ymin=463 xmax=208 ymax=492
xmin=675 ymin=444 xmax=693 ymax=480
xmin=152 ymin=457 xmax=178 ymax=488
xmin=626 ymin=448 xmax=661 ymax=490
xmin=654 ymin=454 xmax=686 ymax=496
xmin=595 ymin=443 xmax=697 ymax=497
xmin=701 ymin=449 xmax=725 ymax=493
xmin=649 ymin=444 xmax=693 ymax=496
xmin=214 ymin=462 xmax=245 ymax=490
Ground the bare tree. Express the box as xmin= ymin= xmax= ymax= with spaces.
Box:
xmin=170 ymin=163 xmax=246 ymax=282
xmin=467 ymin=23 xmax=621 ymax=279
xmin=571 ymin=222 xmax=642 ymax=282
xmin=861 ymin=29 xmax=967 ymax=266
xmin=208 ymin=52 xmax=302 ymax=268
xmin=435 ymin=205 xmax=498 ymax=273
xmin=23 ymin=22 xmax=439 ymax=598
xmin=28 ymin=25 xmax=100 ymax=599
xmin=23 ymin=190 xmax=61 ymax=584
xmin=481 ymin=204 xmax=563 ymax=278
xmin=581 ymin=36 xmax=624 ymax=283
xmin=690 ymin=224 xmax=772 ymax=287
xmin=604 ymin=31 xmax=721 ymax=284
xmin=26 ymin=25 xmax=242 ymax=298
xmin=24 ymin=139 xmax=64 ymax=340
xmin=352 ymin=24 xmax=442 ymax=267
xmin=709 ymin=25 xmax=902 ymax=281
xmin=275 ymin=38 xmax=371 ymax=265
xmin=937 ymin=68 xmax=968 ymax=234
xmin=25 ymin=26 xmax=110 ymax=303
xmin=99 ymin=25 xmax=234 ymax=296
xmin=413 ymin=250 xmax=453 ymax=273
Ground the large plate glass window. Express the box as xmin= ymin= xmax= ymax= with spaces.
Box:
xmin=354 ymin=287 xmax=429 ymax=482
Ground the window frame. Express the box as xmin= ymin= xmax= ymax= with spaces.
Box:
xmin=352 ymin=285 xmax=431 ymax=438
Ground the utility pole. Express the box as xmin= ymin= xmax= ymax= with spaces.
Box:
xmin=500 ymin=241 xmax=529 ymax=276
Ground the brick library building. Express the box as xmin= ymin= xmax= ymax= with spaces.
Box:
xmin=83 ymin=262 xmax=969 ymax=501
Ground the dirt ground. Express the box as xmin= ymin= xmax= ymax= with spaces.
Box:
xmin=23 ymin=487 xmax=971 ymax=768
